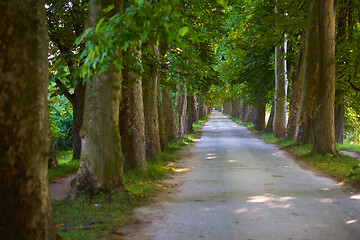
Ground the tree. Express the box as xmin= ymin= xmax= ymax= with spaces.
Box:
xmin=312 ymin=0 xmax=338 ymax=155
xmin=47 ymin=0 xmax=88 ymax=160
xmin=0 ymin=0 xmax=58 ymax=238
xmin=120 ymin=45 xmax=146 ymax=171
xmin=296 ymin=2 xmax=319 ymax=144
xmin=70 ymin=0 xmax=126 ymax=196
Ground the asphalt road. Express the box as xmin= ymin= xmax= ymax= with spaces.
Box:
xmin=126 ymin=110 xmax=360 ymax=240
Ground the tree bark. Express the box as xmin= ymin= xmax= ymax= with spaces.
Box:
xmin=162 ymin=86 xmax=178 ymax=143
xmin=334 ymin=98 xmax=344 ymax=144
xmin=312 ymin=0 xmax=337 ymax=155
xmin=231 ymin=97 xmax=241 ymax=118
xmin=296 ymin=2 xmax=319 ymax=144
xmin=158 ymin=80 xmax=167 ymax=150
xmin=245 ymin=106 xmax=256 ymax=122
xmin=186 ymin=94 xmax=196 ymax=134
xmin=119 ymin=53 xmax=146 ymax=171
xmin=286 ymin=33 xmax=305 ymax=140
xmin=265 ymin=104 xmax=275 ymax=133
xmin=254 ymin=106 xmax=266 ymax=131
xmin=241 ymin=100 xmax=247 ymax=122
xmin=143 ymin=45 xmax=162 ymax=158
xmin=48 ymin=121 xmax=58 ymax=169
xmin=273 ymin=43 xmax=287 ymax=138
xmin=176 ymin=82 xmax=187 ymax=139
xmin=72 ymin=84 xmax=85 ymax=159
xmin=71 ymin=0 xmax=126 ymax=196
xmin=0 ymin=1 xmax=58 ymax=238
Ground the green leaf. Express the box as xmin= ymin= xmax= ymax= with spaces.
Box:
xmin=102 ymin=4 xmax=115 ymax=13
xmin=178 ymin=26 xmax=189 ymax=37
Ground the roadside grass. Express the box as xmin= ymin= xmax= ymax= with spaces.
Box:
xmin=48 ymin=150 xmax=79 ymax=181
xmin=52 ymin=116 xmax=208 ymax=239
xmin=230 ymin=118 xmax=360 ymax=183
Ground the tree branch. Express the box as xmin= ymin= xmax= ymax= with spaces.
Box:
xmin=55 ymin=78 xmax=74 ymax=105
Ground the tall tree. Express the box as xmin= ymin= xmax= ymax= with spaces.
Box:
xmin=143 ymin=45 xmax=162 ymax=158
xmin=312 ymin=0 xmax=337 ymax=155
xmin=286 ymin=34 xmax=305 ymax=140
xmin=0 ymin=0 xmax=58 ymax=238
xmin=71 ymin=0 xmax=126 ymax=196
xmin=119 ymin=45 xmax=146 ymax=171
xmin=47 ymin=0 xmax=88 ymax=160
xmin=273 ymin=41 xmax=287 ymax=138
xmin=297 ymin=2 xmax=319 ymax=144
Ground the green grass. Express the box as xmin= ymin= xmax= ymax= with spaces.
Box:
xmin=52 ymin=117 xmax=209 ymax=239
xmin=231 ymin=119 xmax=360 ymax=183
xmin=48 ymin=150 xmax=79 ymax=181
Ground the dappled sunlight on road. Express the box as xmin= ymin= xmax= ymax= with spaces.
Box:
xmin=350 ymin=195 xmax=360 ymax=200
xmin=175 ymin=168 xmax=190 ymax=173
xmin=244 ymin=194 xmax=295 ymax=209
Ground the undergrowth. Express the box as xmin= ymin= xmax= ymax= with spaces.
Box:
xmin=52 ymin=116 xmax=208 ymax=239
xmin=48 ymin=151 xmax=79 ymax=181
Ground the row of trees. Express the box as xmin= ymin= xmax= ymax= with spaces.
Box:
xmin=1 ymin=0 xmax=223 ymax=238
xmin=219 ymin=0 xmax=360 ymax=156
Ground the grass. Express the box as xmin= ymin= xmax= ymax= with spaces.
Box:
xmin=228 ymin=117 xmax=360 ymax=183
xmin=52 ymin=117 xmax=208 ymax=239
xmin=48 ymin=150 xmax=79 ymax=181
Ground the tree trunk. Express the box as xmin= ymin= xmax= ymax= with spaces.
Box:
xmin=194 ymin=96 xmax=199 ymax=122
xmin=0 ymin=1 xmax=58 ymax=238
xmin=254 ymin=106 xmax=266 ymax=131
xmin=231 ymin=97 xmax=241 ymax=118
xmin=186 ymin=94 xmax=196 ymax=134
xmin=334 ymin=99 xmax=344 ymax=144
xmin=158 ymin=81 xmax=167 ymax=150
xmin=296 ymin=2 xmax=319 ymax=144
xmin=312 ymin=0 xmax=337 ymax=155
xmin=245 ymin=106 xmax=256 ymax=122
xmin=143 ymin=45 xmax=162 ymax=158
xmin=176 ymin=82 xmax=187 ymax=139
xmin=72 ymin=84 xmax=85 ymax=160
xmin=162 ymin=86 xmax=178 ymax=143
xmin=241 ymin=100 xmax=247 ymax=122
xmin=48 ymin=122 xmax=58 ymax=169
xmin=119 ymin=56 xmax=146 ymax=171
xmin=273 ymin=43 xmax=287 ymax=138
xmin=71 ymin=0 xmax=126 ymax=196
xmin=265 ymin=104 xmax=275 ymax=133
xmin=286 ymin=33 xmax=306 ymax=140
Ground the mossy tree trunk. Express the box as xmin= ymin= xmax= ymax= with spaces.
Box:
xmin=143 ymin=45 xmax=162 ymax=158
xmin=0 ymin=1 xmax=58 ymax=238
xmin=296 ymin=2 xmax=319 ymax=144
xmin=312 ymin=0 xmax=338 ymax=155
xmin=71 ymin=0 xmax=126 ymax=196
xmin=254 ymin=106 xmax=266 ymax=131
xmin=48 ymin=121 xmax=58 ymax=169
xmin=120 ymin=47 xmax=146 ymax=171
xmin=286 ymin=33 xmax=305 ymax=140
xmin=176 ymin=81 xmax=187 ymax=139
xmin=162 ymin=86 xmax=178 ymax=143
xmin=273 ymin=43 xmax=287 ymax=138
xmin=186 ymin=94 xmax=196 ymax=134
xmin=231 ymin=97 xmax=241 ymax=118
xmin=158 ymin=80 xmax=167 ymax=150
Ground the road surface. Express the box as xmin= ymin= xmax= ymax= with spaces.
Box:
xmin=124 ymin=110 xmax=360 ymax=240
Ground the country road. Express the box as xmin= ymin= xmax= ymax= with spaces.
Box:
xmin=124 ymin=110 xmax=360 ymax=240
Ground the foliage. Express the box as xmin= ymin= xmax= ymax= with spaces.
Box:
xmin=48 ymin=81 xmax=73 ymax=150
xmin=48 ymin=151 xmax=79 ymax=181
xmin=76 ymin=0 xmax=198 ymax=80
